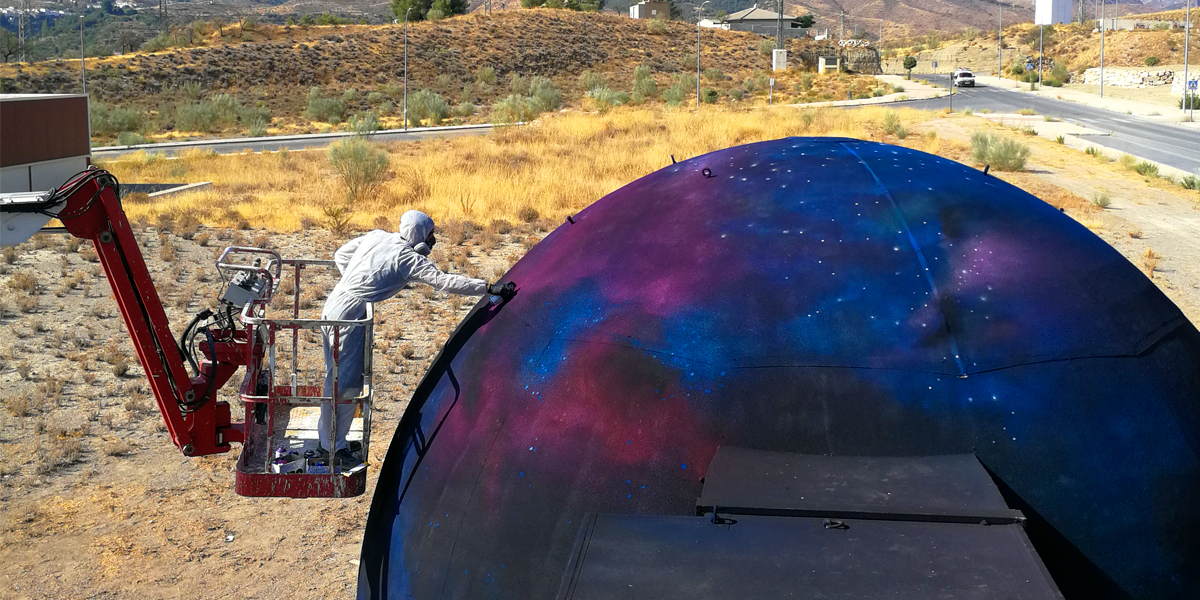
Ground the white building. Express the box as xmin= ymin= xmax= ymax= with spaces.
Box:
xmin=1035 ymin=0 xmax=1071 ymax=26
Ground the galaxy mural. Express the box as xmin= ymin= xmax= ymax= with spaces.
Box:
xmin=358 ymin=138 xmax=1200 ymax=599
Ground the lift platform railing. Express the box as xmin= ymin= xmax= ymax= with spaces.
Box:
xmin=217 ymin=248 xmax=374 ymax=498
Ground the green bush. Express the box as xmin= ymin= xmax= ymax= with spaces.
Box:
xmin=1132 ymin=160 xmax=1160 ymax=177
xmin=1118 ymin=154 xmax=1139 ymax=170
xmin=800 ymin=73 xmax=815 ymax=91
xmin=1144 ymin=56 xmax=1160 ymax=67
xmin=587 ymin=86 xmax=632 ymax=110
xmin=704 ymin=68 xmax=723 ymax=82
xmin=342 ymin=88 xmax=359 ymax=103
xmin=453 ymin=102 xmax=477 ymax=118
xmin=476 ymin=66 xmax=497 ymax=85
xmin=367 ymin=91 xmax=385 ymax=104
xmin=882 ymin=111 xmax=902 ymax=136
xmin=117 ymin=131 xmax=148 ymax=146
xmin=348 ymin=112 xmax=381 ymax=135
xmin=1182 ymin=93 xmax=1200 ymax=110
xmin=327 ymin=137 xmax=390 ymax=203
xmin=90 ymin=103 xmax=145 ymax=136
xmin=890 ymin=83 xmax=905 ymax=93
xmin=1010 ymin=63 xmax=1025 ymax=76
xmin=528 ymin=77 xmax=562 ymax=112
xmin=578 ymin=70 xmax=605 ymax=92
xmin=730 ymin=88 xmax=744 ymax=101
xmin=407 ymin=89 xmax=449 ymax=126
xmin=1091 ymin=190 xmax=1112 ymax=208
xmin=509 ymin=73 xmax=530 ymax=95
xmin=632 ymin=74 xmax=658 ymax=103
xmin=492 ymin=94 xmax=536 ymax=125
xmin=140 ymin=33 xmax=172 ymax=52
xmin=305 ymin=87 xmax=347 ymax=124
xmin=970 ymin=132 xmax=1030 ymax=172
xmin=1180 ymin=173 xmax=1199 ymax=190
xmin=248 ymin=117 xmax=268 ymax=137
xmin=661 ymin=83 xmax=687 ymax=106
xmin=701 ymin=88 xmax=718 ymax=103
xmin=758 ymin=38 xmax=775 ymax=55
xmin=644 ymin=17 xmax=667 ymax=35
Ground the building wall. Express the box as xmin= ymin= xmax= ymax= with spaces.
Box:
xmin=0 ymin=95 xmax=90 ymax=169
xmin=629 ymin=2 xmax=669 ymax=19
xmin=1034 ymin=0 xmax=1071 ymax=25
xmin=0 ymin=156 xmax=89 ymax=193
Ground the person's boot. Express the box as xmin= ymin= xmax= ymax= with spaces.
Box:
xmin=335 ymin=448 xmax=364 ymax=470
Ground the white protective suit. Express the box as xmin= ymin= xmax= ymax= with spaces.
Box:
xmin=319 ymin=210 xmax=487 ymax=452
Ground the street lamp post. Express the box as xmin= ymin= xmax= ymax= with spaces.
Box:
xmin=696 ymin=1 xmax=709 ymax=111
xmin=998 ymin=2 xmax=1002 ymax=77
xmin=404 ymin=7 xmax=413 ymax=130
xmin=1100 ymin=0 xmax=1105 ymax=98
xmin=1185 ymin=0 xmax=1192 ymax=121
xmin=79 ymin=16 xmax=87 ymax=94
xmin=1038 ymin=24 xmax=1043 ymax=89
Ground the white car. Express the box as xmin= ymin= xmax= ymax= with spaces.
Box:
xmin=952 ymin=69 xmax=976 ymax=87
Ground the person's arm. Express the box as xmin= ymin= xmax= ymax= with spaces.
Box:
xmin=407 ymin=255 xmax=488 ymax=296
xmin=333 ymin=236 xmax=366 ymax=274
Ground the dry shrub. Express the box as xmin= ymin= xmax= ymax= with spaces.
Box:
xmin=35 ymin=436 xmax=83 ymax=474
xmin=194 ymin=232 xmax=211 ymax=247
xmin=372 ymin=215 xmax=392 ymax=231
xmin=160 ymin=242 xmax=178 ymax=263
xmin=104 ymin=438 xmax=135 ymax=456
xmin=1128 ymin=229 xmax=1143 ymax=239
xmin=124 ymin=191 xmax=151 ymax=204
xmin=123 ymin=390 xmax=149 ymax=415
xmin=517 ymin=206 xmax=539 ymax=223
xmin=7 ymin=271 xmax=37 ymax=294
xmin=155 ymin=212 xmax=175 ymax=233
xmin=1 ymin=247 xmax=17 ymax=264
xmin=18 ymin=296 xmax=39 ymax=313
xmin=176 ymin=213 xmax=202 ymax=239
xmin=4 ymin=394 xmax=31 ymax=417
xmin=399 ymin=344 xmax=416 ymax=359
xmin=111 ymin=356 xmax=130 ymax=378
xmin=1142 ymin=249 xmax=1161 ymax=278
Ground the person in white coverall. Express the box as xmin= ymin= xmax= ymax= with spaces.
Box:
xmin=319 ymin=210 xmax=516 ymax=467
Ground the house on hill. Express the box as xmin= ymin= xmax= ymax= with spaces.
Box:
xmin=702 ymin=5 xmax=811 ymax=38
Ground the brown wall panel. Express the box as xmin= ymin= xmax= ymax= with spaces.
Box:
xmin=0 ymin=96 xmax=90 ymax=168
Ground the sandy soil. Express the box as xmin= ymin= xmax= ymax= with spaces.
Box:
xmin=2 ymin=123 xmax=1199 ymax=598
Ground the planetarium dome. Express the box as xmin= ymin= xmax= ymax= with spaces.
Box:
xmin=358 ymin=138 xmax=1200 ymax=600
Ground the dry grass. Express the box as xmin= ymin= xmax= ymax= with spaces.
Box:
xmin=99 ymin=106 xmax=930 ymax=231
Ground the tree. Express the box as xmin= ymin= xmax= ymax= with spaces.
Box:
xmin=903 ymin=55 xmax=916 ymax=80
xmin=796 ymin=14 xmax=814 ymax=28
xmin=0 ymin=30 xmax=21 ymax=64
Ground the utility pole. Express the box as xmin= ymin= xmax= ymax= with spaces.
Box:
xmin=404 ymin=7 xmax=412 ymax=130
xmin=840 ymin=10 xmax=844 ymax=39
xmin=696 ymin=1 xmax=709 ymax=110
xmin=17 ymin=0 xmax=26 ymax=63
xmin=998 ymin=2 xmax=1002 ymax=77
xmin=1100 ymin=0 xmax=1105 ymax=98
xmin=1038 ymin=25 xmax=1044 ymax=88
xmin=79 ymin=16 xmax=86 ymax=94
xmin=776 ymin=0 xmax=783 ymax=50
xmin=1186 ymin=0 xmax=1192 ymax=121
xmin=159 ymin=0 xmax=167 ymax=33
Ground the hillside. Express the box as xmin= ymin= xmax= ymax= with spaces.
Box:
xmin=2 ymin=10 xmax=890 ymax=143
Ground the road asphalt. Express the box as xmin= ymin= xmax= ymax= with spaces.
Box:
xmin=92 ymin=124 xmax=495 ymax=160
xmin=903 ymin=74 xmax=1200 ymax=175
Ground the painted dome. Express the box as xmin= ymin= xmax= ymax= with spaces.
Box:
xmin=359 ymin=138 xmax=1200 ymax=599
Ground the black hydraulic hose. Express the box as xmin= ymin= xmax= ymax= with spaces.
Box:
xmin=178 ymin=309 xmax=213 ymax=377
xmin=182 ymin=328 xmax=219 ymax=413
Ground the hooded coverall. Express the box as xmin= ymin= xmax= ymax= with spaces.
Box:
xmin=319 ymin=210 xmax=487 ymax=452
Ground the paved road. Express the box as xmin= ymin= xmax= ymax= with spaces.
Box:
xmin=92 ymin=124 xmax=495 ymax=160
xmin=903 ymin=74 xmax=1200 ymax=175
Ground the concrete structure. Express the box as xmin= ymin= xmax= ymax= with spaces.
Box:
xmin=1100 ymin=18 xmax=1189 ymax=31
xmin=772 ymin=49 xmax=788 ymax=72
xmin=818 ymin=56 xmax=840 ymax=73
xmin=629 ymin=0 xmax=670 ymax=20
xmin=0 ymin=94 xmax=90 ymax=194
xmin=715 ymin=4 xmax=811 ymax=38
xmin=1035 ymin=0 xmax=1071 ymax=25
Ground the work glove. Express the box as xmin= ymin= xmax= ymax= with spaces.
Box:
xmin=488 ymin=282 xmax=517 ymax=301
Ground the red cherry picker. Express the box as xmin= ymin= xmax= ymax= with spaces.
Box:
xmin=0 ymin=168 xmax=372 ymax=498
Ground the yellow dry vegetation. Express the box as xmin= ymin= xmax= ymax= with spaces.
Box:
xmin=98 ymin=106 xmax=933 ymax=232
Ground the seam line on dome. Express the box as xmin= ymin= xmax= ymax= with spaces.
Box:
xmin=839 ymin=142 xmax=967 ymax=377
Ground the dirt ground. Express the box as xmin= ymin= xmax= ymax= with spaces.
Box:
xmin=0 ymin=219 xmax=540 ymax=599
xmin=2 ymin=118 xmax=1200 ymax=599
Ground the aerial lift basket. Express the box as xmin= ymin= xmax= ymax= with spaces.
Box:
xmin=217 ymin=248 xmax=374 ymax=498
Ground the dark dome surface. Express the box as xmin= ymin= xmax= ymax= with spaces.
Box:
xmin=359 ymin=138 xmax=1200 ymax=599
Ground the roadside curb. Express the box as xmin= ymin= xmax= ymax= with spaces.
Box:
xmin=92 ymin=123 xmax=495 ymax=154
